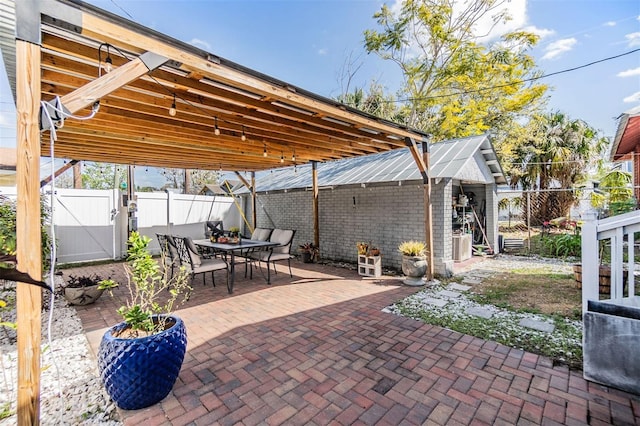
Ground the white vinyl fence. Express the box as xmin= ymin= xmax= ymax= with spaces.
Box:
xmin=0 ymin=187 xmax=242 ymax=264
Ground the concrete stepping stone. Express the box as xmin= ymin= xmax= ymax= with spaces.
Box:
xmin=449 ymin=283 xmax=472 ymax=292
xmin=423 ymin=297 xmax=448 ymax=307
xmin=465 ymin=307 xmax=493 ymax=319
xmin=518 ymin=318 xmax=555 ymax=333
xmin=437 ymin=290 xmax=462 ymax=299
xmin=462 ymin=277 xmax=483 ymax=285
xmin=470 ymin=269 xmax=494 ymax=277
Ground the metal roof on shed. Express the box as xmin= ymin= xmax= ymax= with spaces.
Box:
xmin=240 ymin=134 xmax=506 ymax=193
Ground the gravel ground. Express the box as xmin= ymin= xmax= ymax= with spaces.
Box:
xmin=0 ymin=276 xmax=121 ymax=425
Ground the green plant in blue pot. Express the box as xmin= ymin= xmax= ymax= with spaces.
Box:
xmin=97 ymin=231 xmax=191 ymax=410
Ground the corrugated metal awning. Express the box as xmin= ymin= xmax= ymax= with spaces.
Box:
xmin=238 ymin=134 xmax=506 ymax=193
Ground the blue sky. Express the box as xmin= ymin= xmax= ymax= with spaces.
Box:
xmin=1 ymin=0 xmax=639 ymax=187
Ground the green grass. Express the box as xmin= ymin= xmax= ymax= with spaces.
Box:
xmin=392 ymin=290 xmax=583 ymax=369
xmin=389 ymin=261 xmax=584 ymax=369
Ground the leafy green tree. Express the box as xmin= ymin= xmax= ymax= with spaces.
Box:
xmin=160 ymin=168 xmax=184 ymax=192
xmin=509 ymin=112 xmax=609 ymax=224
xmin=591 ymin=168 xmax=635 ymax=216
xmin=82 ymin=163 xmax=127 ymax=190
xmin=335 ymin=81 xmax=402 ymax=122
xmin=160 ymin=168 xmax=219 ymax=194
xmin=188 ymin=170 xmax=220 ymax=195
xmin=363 ymin=0 xmax=547 ymax=142
xmin=0 ymin=196 xmax=52 ymax=270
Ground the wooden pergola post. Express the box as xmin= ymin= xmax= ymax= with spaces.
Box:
xmin=405 ymin=137 xmax=433 ymax=280
xmin=311 ymin=161 xmax=319 ymax=250
xmin=15 ymin=1 xmax=43 ymax=423
xmin=422 ymin=141 xmax=433 ymax=280
xmin=251 ymin=172 xmax=256 ymax=229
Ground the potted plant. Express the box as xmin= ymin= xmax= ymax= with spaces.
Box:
xmin=398 ymin=241 xmax=427 ymax=286
xmin=356 ymin=242 xmax=369 ymax=256
xmin=97 ymin=231 xmax=191 ymax=410
xmin=299 ymin=243 xmax=319 ymax=263
xmin=63 ymin=273 xmax=105 ymax=305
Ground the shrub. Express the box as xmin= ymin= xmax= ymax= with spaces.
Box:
xmin=398 ymin=241 xmax=426 ymax=256
xmin=542 ymin=233 xmax=581 ymax=258
xmin=0 ymin=196 xmax=53 ymax=270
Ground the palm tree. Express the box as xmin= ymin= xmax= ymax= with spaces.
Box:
xmin=498 ymin=196 xmax=522 ymax=228
xmin=591 ymin=168 xmax=635 ymax=216
xmin=509 ymin=112 xmax=608 ymax=225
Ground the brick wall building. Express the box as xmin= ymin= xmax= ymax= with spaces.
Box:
xmin=241 ymin=134 xmax=505 ymax=277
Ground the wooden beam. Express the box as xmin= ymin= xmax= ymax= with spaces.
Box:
xmin=422 ymin=141 xmax=434 ymax=281
xmin=15 ymin=39 xmax=43 ymax=426
xmin=41 ymin=2 xmax=422 ymax=141
xmin=312 ymin=161 xmax=319 ymax=250
xmin=405 ymin=137 xmax=428 ymax=180
xmin=233 ymin=172 xmax=252 ymax=191
xmin=73 ymin=161 xmax=82 ymax=188
xmin=39 ymin=159 xmax=78 ymax=188
xmin=58 ymin=52 xmax=167 ymax=114
xmin=251 ymin=172 xmax=256 ymax=229
xmin=40 ymin=66 xmax=385 ymax=157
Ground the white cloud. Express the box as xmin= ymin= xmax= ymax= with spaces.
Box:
xmin=189 ymin=38 xmax=211 ymax=51
xmin=522 ymin=25 xmax=554 ymax=40
xmin=625 ymin=32 xmax=640 ymax=47
xmin=317 ymin=48 xmax=328 ymax=56
xmin=541 ymin=38 xmax=577 ymax=60
xmin=623 ymin=91 xmax=640 ymax=103
xmin=471 ymin=0 xmax=528 ymax=41
xmin=617 ymin=67 xmax=640 ymax=78
xmin=603 ymin=21 xmax=616 ymax=27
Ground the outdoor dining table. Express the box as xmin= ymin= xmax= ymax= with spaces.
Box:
xmin=193 ymin=239 xmax=279 ymax=294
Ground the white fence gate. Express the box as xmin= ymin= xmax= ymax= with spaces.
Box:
xmin=0 ymin=187 xmax=242 ymax=264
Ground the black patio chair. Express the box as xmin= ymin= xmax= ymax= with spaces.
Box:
xmin=250 ymin=229 xmax=295 ymax=283
xmin=173 ymin=236 xmax=228 ymax=287
xmin=156 ymin=234 xmax=180 ymax=277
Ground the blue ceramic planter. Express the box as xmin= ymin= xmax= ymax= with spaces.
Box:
xmin=98 ymin=316 xmax=187 ymax=410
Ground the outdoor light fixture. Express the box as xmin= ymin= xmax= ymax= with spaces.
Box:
xmin=241 ymin=126 xmax=246 ymax=142
xmin=98 ymin=43 xmax=114 ymax=76
xmin=169 ymin=93 xmax=177 ymax=117
xmin=280 ymin=151 xmax=284 ymax=163
xmin=104 ymin=46 xmax=113 ymax=73
xmin=214 ymin=117 xmax=220 ymax=135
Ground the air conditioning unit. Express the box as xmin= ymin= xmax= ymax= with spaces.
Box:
xmin=452 ymin=233 xmax=472 ymax=261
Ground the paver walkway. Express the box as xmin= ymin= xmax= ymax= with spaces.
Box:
xmin=68 ymin=259 xmax=640 ymax=425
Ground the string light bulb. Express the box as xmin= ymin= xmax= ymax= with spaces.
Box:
xmin=241 ymin=126 xmax=246 ymax=142
xmin=169 ymin=93 xmax=177 ymax=116
xmin=292 ymin=149 xmax=296 ymax=162
xmin=280 ymin=151 xmax=284 ymax=163
xmin=104 ymin=45 xmax=113 ymax=73
xmin=263 ymin=144 xmax=268 ymax=157
xmin=214 ymin=117 xmax=220 ymax=136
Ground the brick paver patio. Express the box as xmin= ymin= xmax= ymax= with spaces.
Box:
xmin=68 ymin=258 xmax=640 ymax=425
